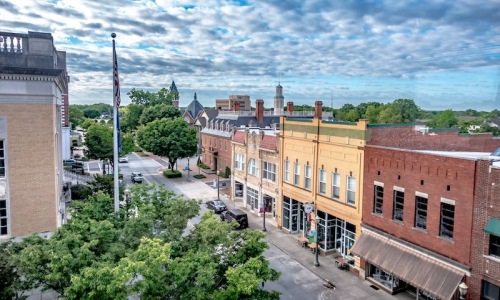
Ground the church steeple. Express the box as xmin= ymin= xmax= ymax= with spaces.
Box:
xmin=170 ymin=80 xmax=179 ymax=108
xmin=273 ymin=83 xmax=284 ymax=115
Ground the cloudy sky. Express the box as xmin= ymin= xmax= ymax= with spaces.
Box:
xmin=1 ymin=0 xmax=499 ymax=110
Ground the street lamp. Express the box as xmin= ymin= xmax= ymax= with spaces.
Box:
xmin=262 ymin=197 xmax=267 ymax=232
xmin=187 ymin=157 xmax=190 ymax=180
xmin=458 ymin=282 xmax=468 ymax=300
xmin=314 ymin=215 xmax=320 ymax=267
xmin=217 ymin=170 xmax=220 ymax=200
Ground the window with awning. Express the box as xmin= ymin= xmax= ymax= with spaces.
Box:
xmin=351 ymin=231 xmax=466 ymax=300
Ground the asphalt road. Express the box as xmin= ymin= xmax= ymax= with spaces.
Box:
xmin=113 ymin=153 xmax=330 ymax=300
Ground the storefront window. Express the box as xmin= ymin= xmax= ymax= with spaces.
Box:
xmin=315 ymin=210 xmax=356 ymax=255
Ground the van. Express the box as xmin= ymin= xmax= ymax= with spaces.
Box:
xmin=220 ymin=209 xmax=248 ymax=229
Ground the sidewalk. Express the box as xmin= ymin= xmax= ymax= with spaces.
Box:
xmin=167 ymin=160 xmax=412 ymax=300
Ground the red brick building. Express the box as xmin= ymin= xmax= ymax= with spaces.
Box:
xmin=352 ymin=143 xmax=500 ymax=300
xmin=469 ymin=160 xmax=500 ymax=300
xmin=200 ymin=99 xmax=280 ymax=173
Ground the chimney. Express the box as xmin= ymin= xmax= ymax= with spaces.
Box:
xmin=234 ymin=101 xmax=240 ymax=111
xmin=314 ymin=101 xmax=323 ymax=119
xmin=256 ymin=99 xmax=264 ymax=123
xmin=287 ymin=101 xmax=294 ymax=114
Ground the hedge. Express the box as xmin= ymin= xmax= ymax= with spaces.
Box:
xmin=163 ymin=170 xmax=182 ymax=178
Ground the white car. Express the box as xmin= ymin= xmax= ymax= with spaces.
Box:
xmin=119 ymin=157 xmax=128 ymax=163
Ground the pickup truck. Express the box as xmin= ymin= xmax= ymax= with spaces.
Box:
xmin=131 ymin=172 xmax=144 ymax=184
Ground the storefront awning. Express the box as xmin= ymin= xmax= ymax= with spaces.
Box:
xmin=351 ymin=232 xmax=464 ymax=300
xmin=485 ymin=219 xmax=500 ymax=236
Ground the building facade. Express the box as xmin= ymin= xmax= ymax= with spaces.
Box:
xmin=353 ymin=146 xmax=479 ymax=299
xmin=231 ymin=128 xmax=280 ymax=223
xmin=215 ymin=95 xmax=251 ymax=111
xmin=200 ymin=99 xmax=280 ymax=173
xmin=469 ymin=159 xmax=500 ymax=300
xmin=279 ymin=102 xmax=368 ymax=261
xmin=0 ymin=31 xmax=70 ymax=239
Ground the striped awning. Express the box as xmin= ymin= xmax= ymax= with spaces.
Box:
xmin=351 ymin=232 xmax=465 ymax=300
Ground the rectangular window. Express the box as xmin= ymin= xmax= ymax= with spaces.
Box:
xmin=246 ymin=186 xmax=258 ymax=210
xmin=414 ymin=196 xmax=428 ymax=230
xmin=319 ymin=169 xmax=326 ymax=194
xmin=0 ymin=140 xmax=6 ymax=236
xmin=482 ymin=280 xmax=500 ymax=300
xmin=346 ymin=176 xmax=356 ymax=205
xmin=284 ymin=160 xmax=290 ymax=182
xmin=393 ymin=191 xmax=404 ymax=221
xmin=490 ymin=235 xmax=500 ymax=258
xmin=262 ymin=161 xmax=276 ymax=182
xmin=332 ymin=172 xmax=340 ymax=199
xmin=304 ymin=165 xmax=311 ymax=190
xmin=294 ymin=163 xmax=300 ymax=186
xmin=439 ymin=202 xmax=455 ymax=239
xmin=235 ymin=153 xmax=245 ymax=171
xmin=373 ymin=185 xmax=384 ymax=214
xmin=248 ymin=159 xmax=258 ymax=176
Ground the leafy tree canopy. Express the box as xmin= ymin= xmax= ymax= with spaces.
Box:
xmin=128 ymin=88 xmax=174 ymax=106
xmin=428 ymin=109 xmax=458 ymax=128
xmin=4 ymin=184 xmax=280 ymax=299
xmin=137 ymin=117 xmax=198 ymax=169
xmin=121 ymin=103 xmax=145 ymax=132
xmin=139 ymin=103 xmax=181 ymax=125
xmin=84 ymin=123 xmax=135 ymax=164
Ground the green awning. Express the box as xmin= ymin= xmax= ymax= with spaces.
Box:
xmin=485 ymin=219 xmax=500 ymax=235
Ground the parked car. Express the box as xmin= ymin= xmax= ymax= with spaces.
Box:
xmin=206 ymin=200 xmax=227 ymax=214
xmin=131 ymin=172 xmax=144 ymax=183
xmin=63 ymin=159 xmax=77 ymax=165
xmin=220 ymin=209 xmax=248 ymax=229
xmin=119 ymin=156 xmax=128 ymax=163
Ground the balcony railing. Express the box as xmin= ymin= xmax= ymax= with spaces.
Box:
xmin=0 ymin=32 xmax=27 ymax=54
xmin=217 ymin=110 xmax=333 ymax=118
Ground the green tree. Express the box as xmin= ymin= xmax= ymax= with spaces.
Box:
xmin=429 ymin=109 xmax=458 ymax=128
xmin=137 ymin=118 xmax=198 ymax=170
xmin=84 ymin=123 xmax=113 ymax=162
xmin=121 ymin=104 xmax=144 ymax=132
xmin=139 ymin=103 xmax=181 ymax=125
xmin=128 ymin=88 xmax=174 ymax=106
xmin=83 ymin=109 xmax=101 ymax=119
xmin=84 ymin=123 xmax=135 ymax=172
xmin=69 ymin=106 xmax=84 ymax=129
xmin=378 ymin=99 xmax=421 ymax=123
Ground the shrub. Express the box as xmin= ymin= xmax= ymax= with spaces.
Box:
xmin=193 ymin=174 xmax=206 ymax=179
xmin=71 ymin=184 xmax=92 ymax=200
xmin=198 ymin=162 xmax=210 ymax=169
xmin=163 ymin=170 xmax=182 ymax=178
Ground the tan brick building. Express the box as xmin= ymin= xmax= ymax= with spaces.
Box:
xmin=279 ymin=101 xmax=368 ymax=260
xmin=231 ymin=128 xmax=280 ymax=224
xmin=215 ymin=95 xmax=251 ymax=111
xmin=0 ymin=31 xmax=70 ymax=239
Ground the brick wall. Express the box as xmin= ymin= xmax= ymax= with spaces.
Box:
xmin=2 ymin=103 xmax=59 ymax=237
xmin=369 ymin=126 xmax=500 ymax=152
xmin=200 ymin=132 xmax=231 ymax=172
xmin=469 ymin=161 xmax=500 ymax=300
xmin=363 ymin=146 xmax=476 ymax=265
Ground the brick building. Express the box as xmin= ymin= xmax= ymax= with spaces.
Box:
xmin=469 ymin=160 xmax=500 ymax=300
xmin=200 ymin=99 xmax=280 ymax=173
xmin=231 ymin=128 xmax=280 ymax=223
xmin=0 ymin=31 xmax=70 ymax=239
xmin=279 ymin=102 xmax=367 ymax=260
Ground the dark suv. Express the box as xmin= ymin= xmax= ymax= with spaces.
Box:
xmin=221 ymin=209 xmax=248 ymax=229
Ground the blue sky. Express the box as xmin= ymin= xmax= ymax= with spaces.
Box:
xmin=1 ymin=0 xmax=499 ymax=110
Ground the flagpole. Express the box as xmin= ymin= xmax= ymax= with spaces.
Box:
xmin=112 ymin=33 xmax=120 ymax=213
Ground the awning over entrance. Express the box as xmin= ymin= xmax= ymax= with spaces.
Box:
xmin=485 ymin=218 xmax=500 ymax=236
xmin=351 ymin=232 xmax=464 ymax=300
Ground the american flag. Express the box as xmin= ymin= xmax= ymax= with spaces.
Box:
xmin=113 ymin=42 xmax=122 ymax=152
xmin=113 ymin=46 xmax=121 ymax=107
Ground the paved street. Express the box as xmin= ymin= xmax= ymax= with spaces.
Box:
xmin=113 ymin=153 xmax=413 ymax=300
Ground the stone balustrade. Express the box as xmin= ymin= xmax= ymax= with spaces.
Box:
xmin=0 ymin=32 xmax=27 ymax=53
